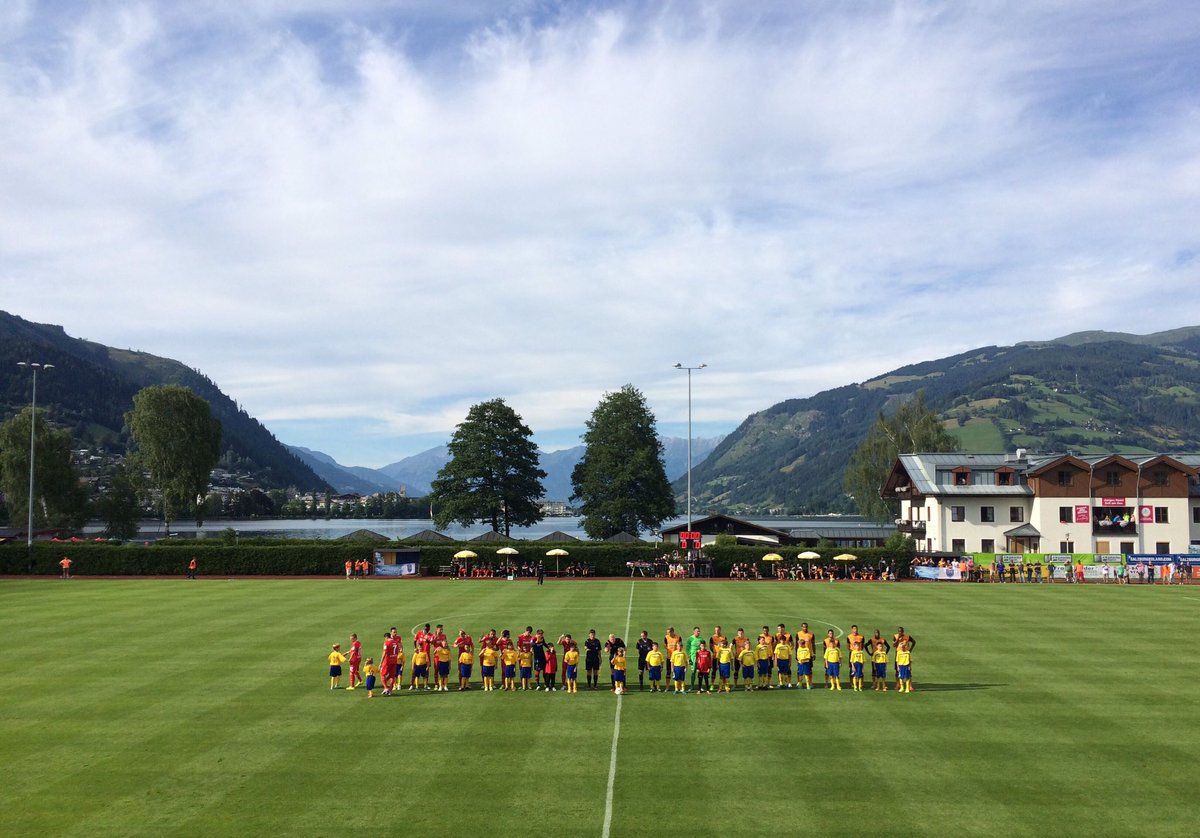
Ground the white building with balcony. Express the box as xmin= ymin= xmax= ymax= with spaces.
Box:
xmin=882 ymin=451 xmax=1200 ymax=556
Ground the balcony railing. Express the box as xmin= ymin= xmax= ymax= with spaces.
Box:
xmin=896 ymin=519 xmax=927 ymax=534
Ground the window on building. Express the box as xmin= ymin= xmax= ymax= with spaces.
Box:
xmin=1151 ymin=470 xmax=1169 ymax=486
xmin=1194 ymin=506 xmax=1200 ymax=525
xmin=1009 ymin=507 xmax=1024 ymax=523
xmin=1120 ymin=541 xmax=1134 ymax=554
xmin=951 ymin=506 xmax=965 ymax=522
xmin=1059 ymin=506 xmax=1072 ymax=523
xmin=953 ymin=468 xmax=971 ymax=486
xmin=980 ymin=506 xmax=995 ymax=523
xmin=1105 ymin=470 xmax=1121 ymax=486
xmin=981 ymin=538 xmax=995 ymax=553
xmin=1156 ymin=542 xmax=1170 ymax=554
xmin=951 ymin=539 xmax=966 ymax=553
xmin=1059 ymin=541 xmax=1074 ymax=553
xmin=1057 ymin=470 xmax=1072 ymax=487
xmin=1155 ymin=507 xmax=1169 ymax=523
xmin=997 ymin=470 xmax=1012 ymax=486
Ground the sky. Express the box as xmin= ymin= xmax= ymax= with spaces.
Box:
xmin=2 ymin=1 xmax=1198 ymax=468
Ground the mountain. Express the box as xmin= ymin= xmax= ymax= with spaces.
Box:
xmin=378 ymin=445 xmax=450 ymax=496
xmin=0 ymin=311 xmax=330 ymax=491
xmin=294 ymin=434 xmax=728 ymax=500
xmin=287 ymin=446 xmax=394 ymax=495
xmin=684 ymin=326 xmax=1200 ymax=515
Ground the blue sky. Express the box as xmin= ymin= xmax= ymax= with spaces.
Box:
xmin=2 ymin=1 xmax=1198 ymax=467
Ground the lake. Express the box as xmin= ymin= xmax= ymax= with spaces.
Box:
xmin=88 ymin=515 xmax=879 ymax=542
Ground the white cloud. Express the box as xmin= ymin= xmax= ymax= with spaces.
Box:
xmin=1 ymin=1 xmax=1198 ymax=467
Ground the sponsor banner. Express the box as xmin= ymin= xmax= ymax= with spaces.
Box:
xmin=1082 ymin=565 xmax=1112 ymax=580
xmin=1100 ymin=497 xmax=1127 ymax=507
xmin=1074 ymin=505 xmax=1090 ymax=523
xmin=1138 ymin=505 xmax=1154 ymax=524
xmin=1093 ymin=554 xmax=1124 ymax=563
xmin=914 ymin=566 xmax=962 ymax=581
xmin=1128 ymin=554 xmax=1197 ymax=567
xmin=1044 ymin=554 xmax=1072 ymax=563
xmin=373 ymin=551 xmax=421 ymax=577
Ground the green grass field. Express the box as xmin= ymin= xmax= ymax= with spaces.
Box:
xmin=2 ymin=578 xmax=1197 ymax=836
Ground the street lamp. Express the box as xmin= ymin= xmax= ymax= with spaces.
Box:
xmin=16 ymin=362 xmax=54 ymax=556
xmin=673 ymin=363 xmax=706 ymax=534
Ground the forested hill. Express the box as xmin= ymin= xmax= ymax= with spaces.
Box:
xmin=683 ymin=326 xmax=1200 ymax=515
xmin=0 ymin=312 xmax=329 ymax=492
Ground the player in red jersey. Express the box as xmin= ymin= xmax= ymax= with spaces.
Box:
xmin=498 ymin=630 xmax=514 ymax=652
xmin=454 ymin=630 xmax=474 ymax=658
xmin=346 ymin=633 xmax=363 ymax=690
xmin=410 ymin=624 xmax=431 ymax=689
xmin=380 ymin=633 xmax=396 ymax=695
xmin=517 ymin=626 xmax=534 ymax=651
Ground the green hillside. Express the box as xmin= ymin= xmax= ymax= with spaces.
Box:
xmin=681 ymin=327 xmax=1200 ymax=515
xmin=0 ymin=311 xmax=329 ymax=492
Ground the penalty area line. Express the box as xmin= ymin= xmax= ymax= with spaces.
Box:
xmin=601 ymin=580 xmax=635 ymax=838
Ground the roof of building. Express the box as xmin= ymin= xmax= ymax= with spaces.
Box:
xmin=605 ymin=531 xmax=645 ymax=543
xmin=888 ymin=451 xmax=1200 ymax=498
xmin=470 ymin=530 xmax=517 ymax=543
xmin=535 ymin=530 xmax=581 ymax=542
xmin=1004 ymin=523 xmax=1042 ymax=538
xmin=790 ymin=526 xmax=895 ymax=540
xmin=402 ymin=529 xmax=453 ymax=542
xmin=659 ymin=513 xmax=791 ymax=539
xmin=335 ymin=529 xmax=391 ymax=543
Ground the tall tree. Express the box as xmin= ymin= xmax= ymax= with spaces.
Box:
xmin=844 ymin=391 xmax=958 ymax=521
xmin=571 ymin=384 xmax=675 ymax=539
xmin=126 ymin=385 xmax=222 ymax=529
xmin=430 ymin=399 xmax=546 ymax=537
xmin=0 ymin=407 xmax=87 ymax=531
xmin=93 ymin=465 xmax=141 ymax=540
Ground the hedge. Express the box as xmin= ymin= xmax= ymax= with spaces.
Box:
xmin=2 ymin=541 xmax=913 ymax=577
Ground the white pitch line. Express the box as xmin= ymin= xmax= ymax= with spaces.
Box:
xmin=601 ymin=581 xmax=635 ymax=838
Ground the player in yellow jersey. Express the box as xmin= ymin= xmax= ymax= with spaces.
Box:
xmin=738 ymin=645 xmax=756 ymax=692
xmin=895 ymin=641 xmax=913 ymax=693
xmin=501 ymin=646 xmax=518 ymax=691
xmin=823 ymin=638 xmax=842 ymax=691
xmin=773 ymin=638 xmax=793 ymax=688
xmin=362 ymin=657 xmax=377 ymax=698
xmin=645 ymin=643 xmax=665 ymax=692
xmin=754 ymin=639 xmax=773 ymax=689
xmin=412 ymin=647 xmax=430 ymax=691
xmin=716 ymin=640 xmax=734 ymax=692
xmin=517 ymin=647 xmax=534 ymax=690
xmin=612 ymin=647 xmax=628 ymax=694
xmin=795 ymin=639 xmax=813 ymax=689
xmin=870 ymin=631 xmax=890 ymax=691
xmin=670 ymin=647 xmax=689 ymax=694
xmin=564 ymin=644 xmax=580 ymax=693
xmin=849 ymin=645 xmax=866 ymax=691
xmin=458 ymin=648 xmax=474 ymax=691
xmin=328 ymin=644 xmax=346 ymax=690
xmin=479 ymin=646 xmax=498 ymax=691
xmin=434 ymin=644 xmax=452 ymax=692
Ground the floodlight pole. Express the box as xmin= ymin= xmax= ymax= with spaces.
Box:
xmin=673 ymin=363 xmax=706 ymax=536
xmin=17 ymin=362 xmax=54 ymax=566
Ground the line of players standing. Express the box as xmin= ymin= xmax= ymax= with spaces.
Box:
xmin=327 ymin=623 xmax=916 ymax=696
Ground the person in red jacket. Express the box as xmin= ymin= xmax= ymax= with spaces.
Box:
xmin=543 ymin=646 xmax=559 ymax=692
xmin=694 ymin=642 xmax=713 ymax=693
xmin=346 ymin=633 xmax=362 ymax=690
